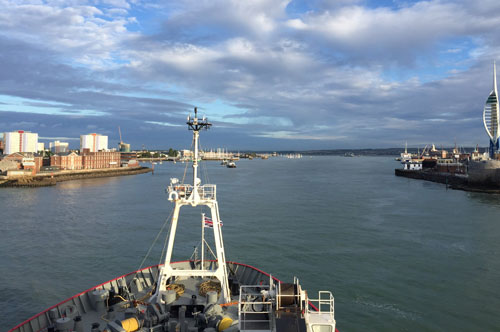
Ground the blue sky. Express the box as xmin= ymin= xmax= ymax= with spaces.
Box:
xmin=1 ymin=0 xmax=499 ymax=150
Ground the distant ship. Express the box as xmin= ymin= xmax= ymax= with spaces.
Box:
xmin=10 ymin=108 xmax=338 ymax=332
xmin=400 ymin=142 xmax=412 ymax=163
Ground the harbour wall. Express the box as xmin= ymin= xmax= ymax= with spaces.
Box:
xmin=395 ymin=168 xmax=500 ymax=194
xmin=395 ymin=169 xmax=467 ymax=187
xmin=0 ymin=166 xmax=152 ymax=188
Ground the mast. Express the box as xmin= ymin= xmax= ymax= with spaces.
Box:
xmin=187 ymin=107 xmax=210 ymax=203
xmin=154 ymin=107 xmax=231 ymax=304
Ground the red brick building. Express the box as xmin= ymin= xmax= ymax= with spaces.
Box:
xmin=3 ymin=152 xmax=24 ymax=165
xmin=1 ymin=152 xmax=43 ymax=174
xmin=82 ymin=151 xmax=120 ymax=169
xmin=50 ymin=151 xmax=121 ymax=170
xmin=22 ymin=155 xmax=43 ymax=174
xmin=51 ymin=152 xmax=83 ymax=170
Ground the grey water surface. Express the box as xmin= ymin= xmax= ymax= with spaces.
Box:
xmin=1 ymin=156 xmax=500 ymax=331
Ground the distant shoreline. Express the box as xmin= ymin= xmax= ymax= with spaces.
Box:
xmin=0 ymin=166 xmax=152 ymax=188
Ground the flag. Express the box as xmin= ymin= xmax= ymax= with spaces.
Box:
xmin=204 ymin=216 xmax=213 ymax=228
xmin=204 ymin=216 xmax=222 ymax=228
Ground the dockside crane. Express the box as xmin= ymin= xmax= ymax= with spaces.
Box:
xmin=118 ymin=126 xmax=123 ymax=144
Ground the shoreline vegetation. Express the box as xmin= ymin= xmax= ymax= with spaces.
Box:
xmin=0 ymin=166 xmax=152 ymax=188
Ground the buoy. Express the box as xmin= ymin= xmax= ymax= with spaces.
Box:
xmin=218 ymin=317 xmax=233 ymax=331
xmin=120 ymin=317 xmax=139 ymax=332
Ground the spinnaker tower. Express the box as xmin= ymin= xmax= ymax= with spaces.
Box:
xmin=483 ymin=61 xmax=500 ymax=158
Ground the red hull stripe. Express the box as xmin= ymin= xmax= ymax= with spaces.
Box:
xmin=8 ymin=261 xmax=339 ymax=332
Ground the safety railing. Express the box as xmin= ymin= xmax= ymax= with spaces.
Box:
xmin=239 ymin=285 xmax=273 ymax=331
xmin=307 ymin=291 xmax=334 ymax=320
xmin=167 ymin=184 xmax=216 ymax=200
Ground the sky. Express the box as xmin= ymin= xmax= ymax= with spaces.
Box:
xmin=1 ymin=0 xmax=500 ymax=151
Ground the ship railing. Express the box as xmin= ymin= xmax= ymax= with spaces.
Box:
xmin=167 ymin=184 xmax=216 ymax=200
xmin=238 ymin=285 xmax=273 ymax=332
xmin=306 ymin=291 xmax=335 ymax=319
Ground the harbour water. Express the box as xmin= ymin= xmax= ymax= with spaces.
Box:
xmin=2 ymin=156 xmax=500 ymax=331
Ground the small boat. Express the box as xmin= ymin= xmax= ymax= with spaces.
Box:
xmin=221 ymin=160 xmax=228 ymax=166
xmin=226 ymin=161 xmax=236 ymax=168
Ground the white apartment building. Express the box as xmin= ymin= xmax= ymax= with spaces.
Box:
xmin=3 ymin=130 xmax=38 ymax=154
xmin=80 ymin=133 xmax=108 ymax=152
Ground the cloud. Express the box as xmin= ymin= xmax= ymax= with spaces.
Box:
xmin=284 ymin=1 xmax=500 ymax=66
xmin=1 ymin=0 xmax=500 ymax=150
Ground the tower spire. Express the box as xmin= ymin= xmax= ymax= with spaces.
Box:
xmin=494 ymin=61 xmax=497 ymax=93
xmin=484 ymin=61 xmax=500 ymax=158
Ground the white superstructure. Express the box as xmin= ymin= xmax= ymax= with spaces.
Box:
xmin=3 ymin=131 xmax=38 ymax=154
xmin=400 ymin=141 xmax=412 ymax=163
xmin=80 ymin=133 xmax=108 ymax=152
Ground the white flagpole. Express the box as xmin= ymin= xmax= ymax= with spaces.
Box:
xmin=201 ymin=213 xmax=205 ymax=270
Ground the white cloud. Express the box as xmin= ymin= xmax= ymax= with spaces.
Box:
xmin=2 ymin=0 xmax=500 ymax=148
xmin=0 ymin=1 xmax=135 ymax=67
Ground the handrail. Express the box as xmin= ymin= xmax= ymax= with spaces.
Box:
xmin=306 ymin=291 xmax=335 ymax=320
xmin=239 ymin=285 xmax=273 ymax=332
xmin=168 ymin=184 xmax=216 ymax=200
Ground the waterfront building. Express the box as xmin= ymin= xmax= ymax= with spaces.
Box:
xmin=202 ymin=148 xmax=233 ymax=160
xmin=50 ymin=152 xmax=83 ymax=170
xmin=50 ymin=140 xmax=69 ymax=154
xmin=21 ymin=155 xmax=44 ymax=174
xmin=119 ymin=142 xmax=131 ymax=152
xmin=3 ymin=130 xmax=38 ymax=154
xmin=1 ymin=152 xmax=43 ymax=174
xmin=0 ymin=153 xmax=23 ymax=171
xmin=436 ymin=158 xmax=466 ymax=174
xmin=80 ymin=133 xmax=108 ymax=153
xmin=120 ymin=152 xmax=139 ymax=167
xmin=2 ymin=152 xmax=24 ymax=164
xmin=81 ymin=150 xmax=120 ymax=169
xmin=181 ymin=149 xmax=193 ymax=158
xmin=483 ymin=62 xmax=500 ymax=158
xmin=0 ymin=158 xmax=18 ymax=173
